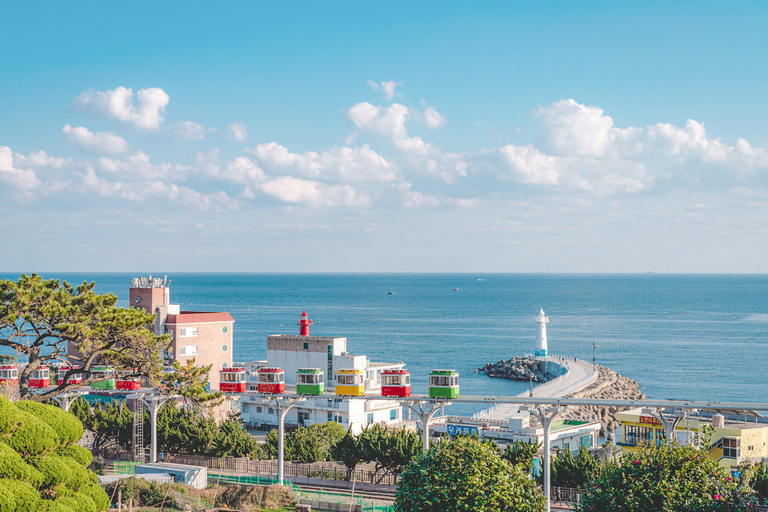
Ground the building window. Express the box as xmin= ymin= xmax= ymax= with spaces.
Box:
xmin=249 ymin=386 xmax=256 ymax=391
xmin=723 ymin=438 xmax=740 ymax=458
xmin=179 ymin=327 xmax=198 ymax=337
xmin=624 ymin=425 xmax=654 ymax=446
xmin=579 ymin=435 xmax=593 ymax=448
xmin=269 ymin=408 xmax=274 ymax=415
xmin=328 ymin=412 xmax=333 ymax=422
xmin=303 ymin=342 xmax=309 ymax=350
xmin=179 ymin=345 xmax=198 ymax=356
xmin=222 ymin=362 xmax=228 ymax=368
xmin=390 ymin=409 xmax=398 ymax=420
xmin=257 ymin=406 xmax=262 ymax=413
xmin=367 ymin=413 xmax=374 ymax=424
xmin=222 ymin=326 xmax=228 ymax=334
xmin=222 ymin=344 xmax=228 ymax=352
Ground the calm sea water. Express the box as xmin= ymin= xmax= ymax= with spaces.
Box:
xmin=4 ymin=273 xmax=767 ymax=415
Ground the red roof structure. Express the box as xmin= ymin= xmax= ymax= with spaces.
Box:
xmin=166 ymin=311 xmax=234 ymax=324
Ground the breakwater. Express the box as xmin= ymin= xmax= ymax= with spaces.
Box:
xmin=474 ymin=356 xmax=557 ymax=382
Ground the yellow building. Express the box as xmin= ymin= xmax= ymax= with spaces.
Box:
xmin=616 ymin=408 xmax=768 ymax=469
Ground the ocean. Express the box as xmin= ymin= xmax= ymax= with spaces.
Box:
xmin=3 ymin=273 xmax=767 ymax=416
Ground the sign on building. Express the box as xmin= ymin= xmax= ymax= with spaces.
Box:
xmin=446 ymin=424 xmax=480 ymax=437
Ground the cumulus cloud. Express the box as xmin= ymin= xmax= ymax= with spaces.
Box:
xmin=98 ymin=151 xmax=190 ymax=180
xmin=251 ymin=142 xmax=395 ymax=182
xmin=398 ymin=182 xmax=440 ymax=208
xmin=423 ymin=106 xmax=447 ymax=129
xmin=229 ymin=122 xmax=248 ymax=142
xmin=367 ymin=80 xmax=401 ymax=101
xmin=347 ymin=102 xmax=429 ymax=154
xmin=261 ymin=176 xmax=370 ymax=207
xmin=0 ymin=146 xmax=42 ymax=190
xmin=13 ymin=150 xmax=70 ymax=169
xmin=497 ymin=145 xmax=560 ymax=185
xmin=167 ymin=121 xmax=206 ymax=140
xmin=72 ymin=86 xmax=170 ymax=130
xmin=62 ymin=124 xmax=128 ymax=154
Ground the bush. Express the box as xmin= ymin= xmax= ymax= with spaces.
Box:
xmin=54 ymin=445 xmax=93 ymax=467
xmin=395 ymin=436 xmax=546 ymax=512
xmin=31 ymin=456 xmax=95 ymax=491
xmin=0 ymin=480 xmax=14 ymax=512
xmin=36 ymin=501 xmax=77 ymax=512
xmin=16 ymin=401 xmax=84 ymax=445
xmin=78 ymin=483 xmax=109 ymax=512
xmin=0 ymin=441 xmax=44 ymax=486
xmin=56 ymin=493 xmax=96 ymax=512
xmin=0 ymin=479 xmax=42 ymax=511
xmin=3 ymin=410 xmax=58 ymax=456
xmin=0 ymin=397 xmax=22 ymax=437
xmin=577 ymin=442 xmax=758 ymax=512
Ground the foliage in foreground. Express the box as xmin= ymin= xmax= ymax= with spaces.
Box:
xmin=0 ymin=396 xmax=109 ymax=512
xmin=395 ymin=436 xmax=545 ymax=512
xmin=577 ymin=441 xmax=757 ymax=512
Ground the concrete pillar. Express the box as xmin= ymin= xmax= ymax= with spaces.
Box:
xmin=407 ymin=401 xmax=448 ymax=453
xmin=267 ymin=396 xmax=306 ymax=486
xmin=532 ymin=405 xmax=566 ymax=512
xmin=150 ymin=402 xmax=159 ymax=463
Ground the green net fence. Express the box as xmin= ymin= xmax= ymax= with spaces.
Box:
xmin=296 ymin=488 xmax=395 ymax=512
xmin=113 ymin=461 xmax=141 ymax=475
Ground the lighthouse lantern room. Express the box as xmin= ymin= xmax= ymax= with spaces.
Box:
xmin=535 ymin=308 xmax=549 ymax=357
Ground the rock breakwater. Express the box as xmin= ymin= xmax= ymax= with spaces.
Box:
xmin=474 ymin=356 xmax=554 ymax=382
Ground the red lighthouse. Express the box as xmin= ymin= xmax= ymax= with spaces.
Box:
xmin=298 ymin=310 xmax=313 ymax=336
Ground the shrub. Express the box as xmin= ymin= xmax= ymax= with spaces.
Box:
xmin=16 ymin=401 xmax=84 ymax=445
xmin=78 ymin=483 xmax=109 ymax=512
xmin=56 ymin=493 xmax=96 ymax=512
xmin=0 ymin=480 xmax=13 ymax=512
xmin=3 ymin=410 xmax=58 ymax=457
xmin=54 ymin=445 xmax=93 ymax=467
xmin=395 ymin=436 xmax=546 ymax=512
xmin=577 ymin=442 xmax=758 ymax=512
xmin=0 ymin=398 xmax=22 ymax=437
xmin=31 ymin=456 xmax=94 ymax=491
xmin=36 ymin=501 xmax=77 ymax=512
xmin=0 ymin=479 xmax=41 ymax=511
xmin=0 ymin=441 xmax=44 ymax=486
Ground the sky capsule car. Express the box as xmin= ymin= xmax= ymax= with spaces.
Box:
xmin=116 ymin=371 xmax=142 ymax=391
xmin=57 ymin=366 xmax=83 ymax=386
xmin=428 ymin=369 xmax=460 ymax=399
xmin=381 ymin=369 xmax=411 ymax=397
xmin=29 ymin=366 xmax=50 ymax=388
xmin=0 ymin=365 xmax=18 ymax=387
xmin=257 ymin=367 xmax=285 ymax=394
xmin=296 ymin=368 xmax=324 ymax=395
xmin=335 ymin=368 xmax=365 ymax=396
xmin=90 ymin=366 xmax=116 ymax=389
xmin=219 ymin=367 xmax=247 ymax=393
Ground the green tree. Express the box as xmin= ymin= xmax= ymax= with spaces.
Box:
xmin=578 ymin=441 xmax=758 ymax=512
xmin=502 ymin=439 xmax=540 ymax=474
xmin=156 ymin=359 xmax=223 ymax=406
xmin=334 ymin=428 xmax=363 ymax=480
xmin=0 ymin=396 xmax=109 ymax=512
xmin=395 ymin=436 xmax=546 ymax=512
xmin=213 ymin=420 xmax=263 ymax=458
xmin=0 ymin=274 xmax=169 ymax=400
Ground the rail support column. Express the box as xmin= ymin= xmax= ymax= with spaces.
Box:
xmin=644 ymin=407 xmax=684 ymax=444
xmin=54 ymin=392 xmax=79 ymax=412
xmin=530 ymin=404 xmax=568 ymax=512
xmin=129 ymin=393 xmax=175 ymax=464
xmin=406 ymin=400 xmax=448 ymax=452
xmin=263 ymin=396 xmax=306 ymax=486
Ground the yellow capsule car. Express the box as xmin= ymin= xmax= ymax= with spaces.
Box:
xmin=335 ymin=369 xmax=365 ymax=396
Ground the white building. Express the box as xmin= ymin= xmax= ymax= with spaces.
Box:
xmin=238 ymin=314 xmax=407 ymax=434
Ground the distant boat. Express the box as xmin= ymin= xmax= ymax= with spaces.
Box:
xmin=477 ymin=279 xmax=486 ymax=281
xmin=453 ymin=288 xmax=460 ymax=292
xmin=387 ymin=291 xmax=395 ymax=295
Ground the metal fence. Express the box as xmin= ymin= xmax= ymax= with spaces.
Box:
xmin=550 ymin=486 xmax=581 ymax=506
xmin=164 ymin=453 xmax=399 ymax=488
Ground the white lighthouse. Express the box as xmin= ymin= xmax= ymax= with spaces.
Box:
xmin=535 ymin=308 xmax=549 ymax=357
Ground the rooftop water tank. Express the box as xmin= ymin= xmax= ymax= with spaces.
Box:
xmin=712 ymin=414 xmax=725 ymax=428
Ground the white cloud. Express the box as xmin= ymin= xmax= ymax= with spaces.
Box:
xmin=398 ymin=182 xmax=440 ymax=208
xmin=367 ymin=80 xmax=401 ymax=101
xmin=251 ymin=142 xmax=395 ymax=182
xmin=646 ymin=119 xmax=731 ymax=163
xmin=497 ymin=145 xmax=561 ymax=185
xmin=72 ymin=86 xmax=170 ymax=130
xmin=423 ymin=106 xmax=447 ymax=129
xmin=62 ymin=124 xmax=128 ymax=154
xmin=261 ymin=176 xmax=370 ymax=207
xmin=13 ymin=150 xmax=70 ymax=169
xmin=347 ymin=102 xmax=429 ymax=154
xmin=0 ymin=146 xmax=42 ymax=190
xmin=98 ymin=151 xmax=190 ymax=180
xmin=167 ymin=121 xmax=205 ymax=140
xmin=229 ymin=122 xmax=248 ymax=142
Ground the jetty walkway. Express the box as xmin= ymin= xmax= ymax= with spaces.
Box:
xmin=470 ymin=355 xmax=599 ymax=422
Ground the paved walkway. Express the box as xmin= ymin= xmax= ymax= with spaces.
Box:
xmin=475 ymin=356 xmax=599 ymax=422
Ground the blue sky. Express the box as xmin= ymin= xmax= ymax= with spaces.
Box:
xmin=2 ymin=1 xmax=767 ymax=272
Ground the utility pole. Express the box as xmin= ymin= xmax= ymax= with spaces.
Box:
xmin=592 ymin=342 xmax=598 ymax=364
xmin=528 ymin=404 xmax=570 ymax=512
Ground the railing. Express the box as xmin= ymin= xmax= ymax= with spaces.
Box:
xmin=164 ymin=453 xmax=400 ymax=489
xmin=550 ymin=486 xmax=582 ymax=506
